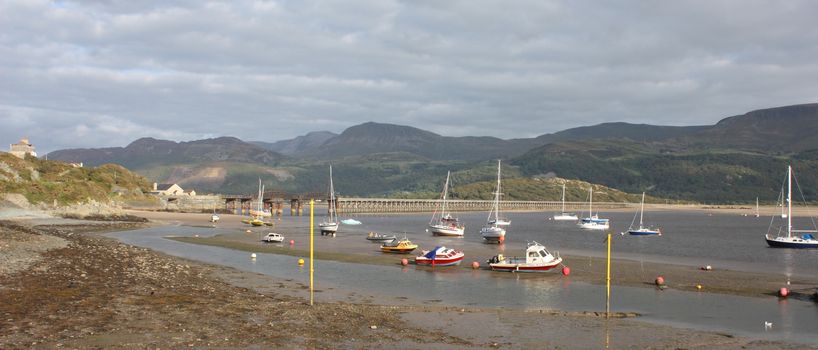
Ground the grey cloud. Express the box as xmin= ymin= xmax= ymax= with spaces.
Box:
xmin=1 ymin=0 xmax=817 ymax=153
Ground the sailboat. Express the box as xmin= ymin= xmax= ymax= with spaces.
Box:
xmin=755 ymin=197 xmax=760 ymax=218
xmin=578 ymin=187 xmax=610 ymax=230
xmin=553 ymin=183 xmax=578 ymax=221
xmin=246 ymin=179 xmax=268 ymax=226
xmin=765 ymin=165 xmax=818 ymax=248
xmin=481 ymin=160 xmax=507 ymax=243
xmin=626 ymin=192 xmax=661 ymax=235
xmin=319 ymin=165 xmax=339 ymax=236
xmin=428 ymin=171 xmax=465 ymax=236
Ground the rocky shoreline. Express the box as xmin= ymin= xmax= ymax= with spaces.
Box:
xmin=1 ymin=215 xmax=816 ymax=349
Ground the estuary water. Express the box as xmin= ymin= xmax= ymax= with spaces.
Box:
xmin=108 ymin=210 xmax=818 ymax=345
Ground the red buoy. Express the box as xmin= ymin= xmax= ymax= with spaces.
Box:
xmin=779 ymin=287 xmax=789 ymax=297
xmin=289 ymin=240 xmax=295 ymax=245
xmin=562 ymin=266 xmax=571 ymax=276
xmin=655 ymin=276 xmax=665 ymax=286
xmin=499 ymin=235 xmax=505 ymax=243
xmin=471 ymin=261 xmax=480 ymax=269
xmin=400 ymin=258 xmax=409 ymax=266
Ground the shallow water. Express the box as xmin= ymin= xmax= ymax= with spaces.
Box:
xmin=108 ymin=211 xmax=818 ymax=345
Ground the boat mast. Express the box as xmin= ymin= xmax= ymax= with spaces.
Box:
xmin=494 ymin=160 xmax=501 ymax=221
xmin=589 ymin=187 xmax=593 ymax=216
xmin=787 ymin=165 xmax=792 ymax=238
xmin=561 ymin=184 xmax=566 ymax=213
xmin=639 ymin=192 xmax=645 ymax=228
xmin=328 ymin=165 xmax=335 ymax=221
xmin=442 ymin=171 xmax=450 ymax=217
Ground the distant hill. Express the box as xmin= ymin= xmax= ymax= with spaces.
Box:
xmin=534 ymin=122 xmax=708 ymax=144
xmin=49 ymin=137 xmax=287 ymax=169
xmin=251 ymin=131 xmax=337 ymax=155
xmin=673 ymin=103 xmax=818 ymax=152
xmin=42 ymin=103 xmax=818 ymax=202
xmin=0 ymin=153 xmax=152 ymax=205
xmin=302 ymin=122 xmax=536 ymax=161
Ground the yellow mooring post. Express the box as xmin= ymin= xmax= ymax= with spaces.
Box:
xmin=606 ymin=232 xmax=611 ymax=318
xmin=310 ymin=199 xmax=314 ymax=306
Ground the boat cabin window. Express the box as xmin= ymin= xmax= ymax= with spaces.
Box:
xmin=539 ymin=250 xmax=547 ymax=257
xmin=529 ymin=252 xmax=538 ymax=258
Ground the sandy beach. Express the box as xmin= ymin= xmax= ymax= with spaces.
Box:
xmin=1 ymin=208 xmax=816 ymax=349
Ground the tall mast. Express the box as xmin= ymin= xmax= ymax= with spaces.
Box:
xmin=589 ymin=187 xmax=593 ymax=216
xmin=639 ymin=192 xmax=645 ymax=227
xmin=328 ymin=165 xmax=335 ymax=221
xmin=561 ymin=184 xmax=566 ymax=213
xmin=788 ymin=165 xmax=792 ymax=238
xmin=442 ymin=171 xmax=450 ymax=216
xmin=494 ymin=160 xmax=501 ymax=221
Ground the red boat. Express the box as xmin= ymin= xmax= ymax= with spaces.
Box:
xmin=414 ymin=246 xmax=465 ymax=266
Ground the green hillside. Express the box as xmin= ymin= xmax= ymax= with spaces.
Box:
xmin=0 ymin=153 xmax=152 ymax=205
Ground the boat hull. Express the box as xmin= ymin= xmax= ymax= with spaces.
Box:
xmin=480 ymin=227 xmax=506 ymax=243
xmin=553 ymin=214 xmax=578 ymax=221
xmin=415 ymin=256 xmax=464 ymax=266
xmin=765 ymin=235 xmax=818 ymax=248
xmin=366 ymin=236 xmax=396 ymax=242
xmin=430 ymin=225 xmax=464 ymax=236
xmin=579 ymin=222 xmax=609 ymax=230
xmin=319 ymin=222 xmax=339 ymax=234
xmin=489 ymin=259 xmax=562 ymax=272
xmin=381 ymin=247 xmax=417 ymax=254
xmin=628 ymin=229 xmax=660 ymax=236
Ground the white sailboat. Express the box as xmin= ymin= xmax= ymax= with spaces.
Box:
xmin=755 ymin=197 xmax=760 ymax=218
xmin=553 ymin=183 xmax=578 ymax=221
xmin=578 ymin=187 xmax=610 ymax=230
xmin=626 ymin=192 xmax=661 ymax=235
xmin=765 ymin=165 xmax=818 ymax=248
xmin=428 ymin=171 xmax=465 ymax=236
xmin=319 ymin=165 xmax=339 ymax=236
xmin=481 ymin=160 xmax=507 ymax=243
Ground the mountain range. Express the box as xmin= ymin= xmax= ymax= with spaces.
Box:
xmin=46 ymin=103 xmax=818 ymax=202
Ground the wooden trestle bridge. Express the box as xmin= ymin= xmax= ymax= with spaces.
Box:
xmin=220 ymin=192 xmax=629 ymax=215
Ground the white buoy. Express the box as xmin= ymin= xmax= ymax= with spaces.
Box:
xmin=250 ymin=253 xmax=257 ymax=259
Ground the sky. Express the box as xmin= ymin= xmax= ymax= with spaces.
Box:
xmin=2 ymin=0 xmax=818 ymax=154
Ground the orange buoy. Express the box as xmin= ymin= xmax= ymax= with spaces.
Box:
xmin=562 ymin=266 xmax=571 ymax=276
xmin=779 ymin=287 xmax=789 ymax=297
xmin=471 ymin=261 xmax=480 ymax=269
xmin=289 ymin=239 xmax=295 ymax=245
xmin=696 ymin=284 xmax=702 ymax=290
xmin=655 ymin=276 xmax=665 ymax=286
xmin=499 ymin=235 xmax=505 ymax=243
xmin=400 ymin=258 xmax=409 ymax=266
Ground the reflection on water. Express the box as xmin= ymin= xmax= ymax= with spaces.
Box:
xmin=107 ymin=217 xmax=818 ymax=346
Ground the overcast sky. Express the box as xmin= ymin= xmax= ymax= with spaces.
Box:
xmin=2 ymin=0 xmax=817 ymax=153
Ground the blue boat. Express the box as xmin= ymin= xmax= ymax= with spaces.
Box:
xmin=765 ymin=166 xmax=818 ymax=248
xmin=626 ymin=192 xmax=661 ymax=236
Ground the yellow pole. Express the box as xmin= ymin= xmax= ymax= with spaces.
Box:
xmin=310 ymin=199 xmax=314 ymax=306
xmin=606 ymin=232 xmax=611 ymax=318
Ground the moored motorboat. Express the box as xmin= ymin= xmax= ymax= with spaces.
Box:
xmin=414 ymin=246 xmax=465 ymax=266
xmin=380 ymin=238 xmax=418 ymax=254
xmin=262 ymin=232 xmax=284 ymax=243
xmin=487 ymin=241 xmax=562 ymax=272
xmin=366 ymin=232 xmax=397 ymax=242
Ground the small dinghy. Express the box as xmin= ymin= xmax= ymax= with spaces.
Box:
xmin=366 ymin=232 xmax=397 ymax=242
